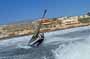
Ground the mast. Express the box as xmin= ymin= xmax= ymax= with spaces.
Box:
xmin=35 ymin=9 xmax=47 ymax=37
xmin=27 ymin=9 xmax=47 ymax=45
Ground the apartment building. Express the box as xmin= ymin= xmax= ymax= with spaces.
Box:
xmin=57 ymin=16 xmax=79 ymax=25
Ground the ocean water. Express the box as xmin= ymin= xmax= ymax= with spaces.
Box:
xmin=0 ymin=26 xmax=90 ymax=59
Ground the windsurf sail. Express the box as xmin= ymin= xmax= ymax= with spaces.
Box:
xmin=27 ymin=9 xmax=47 ymax=46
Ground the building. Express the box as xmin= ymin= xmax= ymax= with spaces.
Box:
xmin=57 ymin=16 xmax=79 ymax=25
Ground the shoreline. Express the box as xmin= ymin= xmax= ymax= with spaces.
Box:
xmin=0 ymin=23 xmax=90 ymax=40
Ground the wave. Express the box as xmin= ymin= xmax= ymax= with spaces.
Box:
xmin=52 ymin=35 xmax=90 ymax=59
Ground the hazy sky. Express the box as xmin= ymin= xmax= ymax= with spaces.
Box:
xmin=0 ymin=0 xmax=90 ymax=24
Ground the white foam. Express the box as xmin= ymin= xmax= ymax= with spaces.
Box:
xmin=0 ymin=35 xmax=32 ymax=48
xmin=45 ymin=26 xmax=90 ymax=37
xmin=52 ymin=36 xmax=90 ymax=59
xmin=16 ymin=44 xmax=32 ymax=49
xmin=44 ymin=26 xmax=90 ymax=44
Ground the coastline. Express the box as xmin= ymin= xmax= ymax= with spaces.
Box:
xmin=0 ymin=23 xmax=90 ymax=40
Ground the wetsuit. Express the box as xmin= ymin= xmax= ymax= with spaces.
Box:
xmin=32 ymin=33 xmax=44 ymax=46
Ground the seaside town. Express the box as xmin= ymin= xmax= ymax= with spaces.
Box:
xmin=0 ymin=12 xmax=90 ymax=39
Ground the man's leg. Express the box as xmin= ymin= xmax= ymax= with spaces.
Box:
xmin=37 ymin=39 xmax=44 ymax=46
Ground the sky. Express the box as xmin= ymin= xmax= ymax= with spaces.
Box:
xmin=0 ymin=0 xmax=90 ymax=24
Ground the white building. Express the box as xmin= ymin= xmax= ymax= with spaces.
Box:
xmin=58 ymin=16 xmax=79 ymax=25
